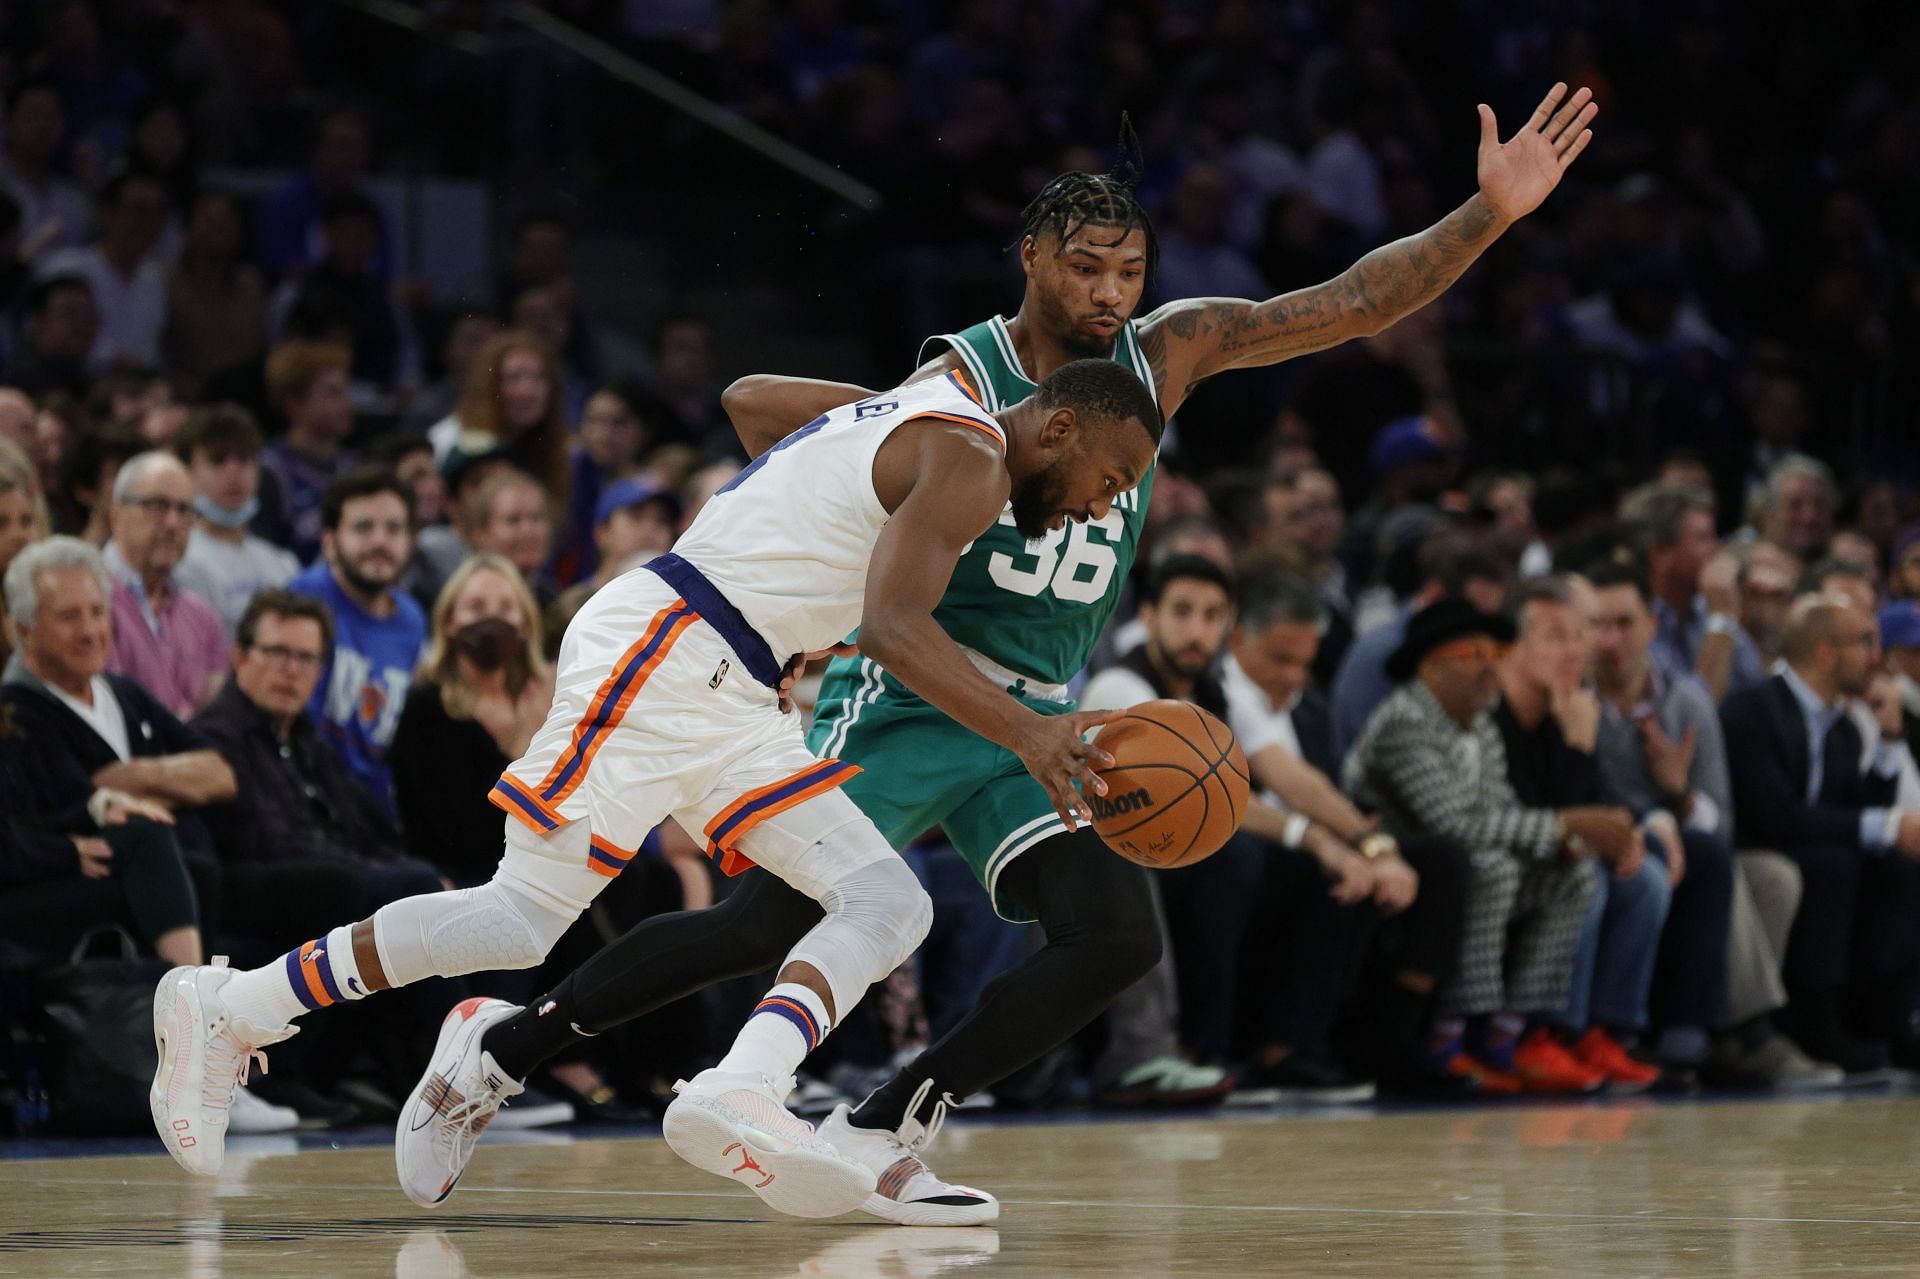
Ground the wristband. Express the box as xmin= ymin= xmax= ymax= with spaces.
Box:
xmin=1282 ymin=813 xmax=1311 ymax=850
xmin=1705 ymin=612 xmax=1740 ymax=638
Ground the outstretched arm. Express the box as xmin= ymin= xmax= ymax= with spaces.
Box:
xmin=1139 ymin=83 xmax=1597 ymax=414
xmin=722 ymin=375 xmax=875 ymax=460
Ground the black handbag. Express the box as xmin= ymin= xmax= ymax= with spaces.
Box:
xmin=35 ymin=925 xmax=169 ymax=1135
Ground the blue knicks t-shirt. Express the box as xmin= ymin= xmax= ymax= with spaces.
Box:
xmin=288 ymin=563 xmax=427 ymax=812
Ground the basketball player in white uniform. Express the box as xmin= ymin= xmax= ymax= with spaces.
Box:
xmin=150 ymin=358 xmax=1161 ymax=1217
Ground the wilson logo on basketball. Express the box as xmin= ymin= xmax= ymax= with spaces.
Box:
xmin=1090 ymin=787 xmax=1154 ymax=821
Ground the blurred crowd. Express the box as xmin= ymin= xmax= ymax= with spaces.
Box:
xmin=4 ymin=0 xmax=1920 ymax=1131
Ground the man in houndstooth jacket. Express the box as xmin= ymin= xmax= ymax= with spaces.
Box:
xmin=1344 ymin=599 xmax=1638 ymax=1093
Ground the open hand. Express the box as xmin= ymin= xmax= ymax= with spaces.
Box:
xmin=1477 ymin=83 xmax=1598 ymax=223
xmin=1013 ymin=709 xmax=1123 ymax=830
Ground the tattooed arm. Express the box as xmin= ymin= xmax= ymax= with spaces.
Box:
xmin=1139 ymin=83 xmax=1597 ymax=415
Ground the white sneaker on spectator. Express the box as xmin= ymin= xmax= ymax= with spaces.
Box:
xmin=151 ymin=959 xmax=297 ymax=1176
xmin=817 ymin=1081 xmax=998 ymax=1226
xmin=226 ymin=1086 xmax=300 ymax=1135
xmin=663 ymin=1068 xmax=876 ymax=1218
xmin=396 ymin=997 xmax=525 ymax=1206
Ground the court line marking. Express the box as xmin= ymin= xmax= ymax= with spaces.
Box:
xmin=17 ymin=1175 xmax=1920 ymax=1231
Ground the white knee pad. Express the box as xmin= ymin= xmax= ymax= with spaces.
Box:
xmin=786 ymin=853 xmax=932 ymax=1017
xmin=371 ymin=877 xmax=580 ymax=986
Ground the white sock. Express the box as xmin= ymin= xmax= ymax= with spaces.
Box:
xmin=715 ymin=983 xmax=832 ymax=1080
xmin=223 ymin=925 xmax=368 ymax=1030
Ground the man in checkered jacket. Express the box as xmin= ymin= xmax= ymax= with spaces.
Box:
xmin=1344 ymin=599 xmax=1639 ymax=1093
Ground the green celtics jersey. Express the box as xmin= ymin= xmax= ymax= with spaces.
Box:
xmin=916 ymin=314 xmax=1160 ymax=687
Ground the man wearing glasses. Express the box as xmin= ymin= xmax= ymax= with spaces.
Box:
xmin=103 ymin=451 xmax=228 ymax=718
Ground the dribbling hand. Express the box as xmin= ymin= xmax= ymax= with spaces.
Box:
xmin=1014 ymin=709 xmax=1123 ymax=831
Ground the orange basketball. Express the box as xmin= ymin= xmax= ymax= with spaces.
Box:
xmin=1087 ymin=699 xmax=1250 ymax=869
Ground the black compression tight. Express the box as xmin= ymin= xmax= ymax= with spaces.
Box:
xmin=482 ymin=826 xmax=1163 ymax=1127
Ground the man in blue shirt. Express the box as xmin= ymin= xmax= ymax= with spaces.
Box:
xmin=288 ymin=465 xmax=424 ymax=812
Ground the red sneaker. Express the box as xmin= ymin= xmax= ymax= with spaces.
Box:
xmin=1512 ymin=1028 xmax=1606 ymax=1094
xmin=1440 ymin=1050 xmax=1523 ymax=1096
xmin=1571 ymin=1027 xmax=1660 ymax=1093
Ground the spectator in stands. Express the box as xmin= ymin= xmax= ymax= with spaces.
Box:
xmin=1756 ymin=455 xmax=1837 ymax=565
xmin=50 ymin=422 xmax=140 ymax=546
xmin=543 ymin=477 xmax=682 ymax=660
xmin=1889 ymin=525 xmax=1920 ymax=603
xmin=1721 ymin=593 xmax=1920 ymax=1072
xmin=649 ymin=313 xmax=726 ymax=458
xmin=1493 ymin=576 xmax=1662 ymax=1092
xmin=102 ymin=452 xmax=226 ymax=718
xmin=271 ymin=190 xmax=418 ymax=397
xmin=364 ymin=431 xmax=449 ymax=608
xmin=431 ymin=329 xmax=570 ymax=503
xmin=509 ymin=285 xmax=589 ymax=423
xmin=1734 ymin=538 xmax=1801 ymax=669
xmin=289 ymin=466 xmax=425 ymax=811
xmin=172 ymin=406 xmax=299 ymax=639
xmin=36 ymin=172 xmax=169 ymax=371
xmin=1586 ymin=558 xmax=1838 ymax=1088
xmin=1344 ymin=598 xmax=1633 ymax=1093
xmin=1623 ymin=482 xmax=1764 ymax=703
xmin=0 ymin=80 xmax=90 ymax=263
xmin=1884 ymin=601 xmax=1920 ymax=752
xmin=256 ymin=107 xmax=392 ymax=281
xmin=193 ymin=589 xmax=444 ymax=905
xmin=2 ymin=535 xmax=236 ymax=856
xmin=404 ymin=309 xmax=499 ymax=432
xmin=561 ymin=381 xmax=658 ymax=583
xmin=1221 ymin=565 xmax=1465 ymax=1098
xmin=1802 ymin=555 xmax=1876 ymax=618
xmin=2 ymin=274 xmax=97 ymax=397
xmin=0 ymin=440 xmax=49 ymax=666
xmin=1264 ymin=464 xmax=1353 ymax=681
xmin=500 ymin=214 xmax=599 ymax=383
xmin=390 ymin=554 xmax=552 ymax=888
xmin=1155 ymin=160 xmax=1272 ymax=304
xmin=262 ymin=340 xmax=355 ymax=563
xmin=460 ymin=469 xmax=555 ymax=606
xmin=1339 ymin=415 xmax=1461 ymax=594
xmin=164 ymin=190 xmax=267 ymax=396
xmin=1331 ymin=530 xmax=1505 ymax=756
xmin=88 ymin=365 xmax=185 ymax=448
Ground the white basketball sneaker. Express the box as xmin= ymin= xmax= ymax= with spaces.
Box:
xmin=662 ymin=1068 xmax=877 ymax=1218
xmin=817 ymin=1080 xmax=998 ymax=1226
xmin=396 ymin=997 xmax=525 ymax=1207
xmin=151 ymin=960 xmax=297 ymax=1175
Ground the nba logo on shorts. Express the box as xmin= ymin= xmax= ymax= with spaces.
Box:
xmin=710 ymin=659 xmax=731 ymax=688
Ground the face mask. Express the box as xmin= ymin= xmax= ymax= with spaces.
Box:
xmin=452 ymin=616 xmax=520 ymax=672
xmin=194 ymin=493 xmax=259 ymax=529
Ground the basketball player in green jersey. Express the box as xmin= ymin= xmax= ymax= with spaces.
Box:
xmin=457 ymin=84 xmax=1597 ymax=1223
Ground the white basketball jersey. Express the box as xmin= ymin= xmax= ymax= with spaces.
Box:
xmin=668 ymin=371 xmax=1006 ymax=660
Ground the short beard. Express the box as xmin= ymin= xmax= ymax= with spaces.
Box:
xmin=339 ymin=555 xmax=399 ymax=598
xmin=1009 ymin=461 xmax=1068 ymax=540
xmin=1058 ymin=328 xmax=1117 ymax=361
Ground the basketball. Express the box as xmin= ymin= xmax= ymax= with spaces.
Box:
xmin=1087 ymin=699 xmax=1250 ymax=869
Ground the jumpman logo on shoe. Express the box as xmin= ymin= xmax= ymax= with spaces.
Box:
xmin=538 ymin=1000 xmax=557 ymax=1016
xmin=725 ymin=1142 xmax=775 ymax=1188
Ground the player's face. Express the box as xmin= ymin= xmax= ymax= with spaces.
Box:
xmin=1145 ymin=579 xmax=1233 ymax=680
xmin=1025 ymin=226 xmax=1149 ymax=359
xmin=1009 ymin=417 xmax=1153 ymax=540
xmin=325 ymin=492 xmax=411 ymax=597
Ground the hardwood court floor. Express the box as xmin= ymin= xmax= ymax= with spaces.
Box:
xmin=4 ymin=1095 xmax=1920 ymax=1277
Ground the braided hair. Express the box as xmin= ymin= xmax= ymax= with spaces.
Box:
xmin=1016 ymin=117 xmax=1158 ymax=274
